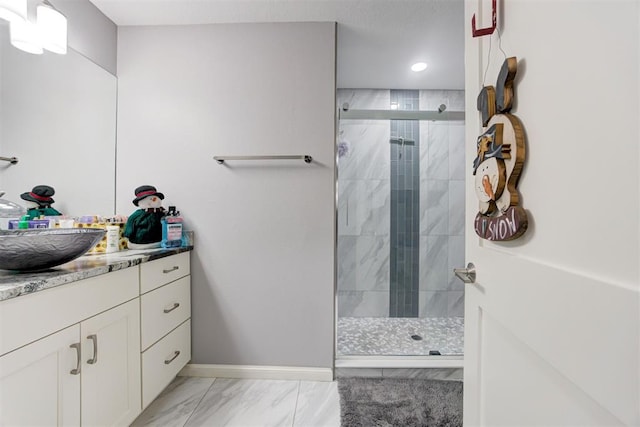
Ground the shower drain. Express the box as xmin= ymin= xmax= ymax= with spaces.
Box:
xmin=410 ymin=334 xmax=423 ymax=341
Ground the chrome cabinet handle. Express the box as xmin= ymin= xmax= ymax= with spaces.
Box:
xmin=162 ymin=266 xmax=179 ymax=274
xmin=164 ymin=350 xmax=180 ymax=365
xmin=454 ymin=262 xmax=476 ymax=284
xmin=164 ymin=302 xmax=180 ymax=314
xmin=87 ymin=334 xmax=98 ymax=364
xmin=70 ymin=343 xmax=81 ymax=375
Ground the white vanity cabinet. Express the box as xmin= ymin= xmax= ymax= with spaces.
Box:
xmin=0 ymin=301 xmax=141 ymax=427
xmin=0 ymin=267 xmax=141 ymax=427
xmin=139 ymin=252 xmax=192 ymax=408
xmin=81 ymin=299 xmax=141 ymax=426
xmin=0 ymin=251 xmax=192 ymax=426
xmin=0 ymin=325 xmax=81 ymax=426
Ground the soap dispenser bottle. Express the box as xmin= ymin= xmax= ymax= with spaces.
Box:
xmin=161 ymin=206 xmax=183 ymax=248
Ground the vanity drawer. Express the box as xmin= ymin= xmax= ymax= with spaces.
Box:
xmin=140 ymin=252 xmax=190 ymax=294
xmin=141 ymin=319 xmax=191 ymax=409
xmin=140 ymin=276 xmax=191 ymax=351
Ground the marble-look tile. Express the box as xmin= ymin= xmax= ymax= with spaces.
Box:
xmin=382 ymin=368 xmax=463 ymax=381
xmin=448 ymin=236 xmax=465 ymax=291
xmin=335 ymin=368 xmax=383 ymax=378
xmin=185 ymin=379 xmax=298 ymax=427
xmin=337 ymin=89 xmax=390 ymax=110
xmin=359 ymin=125 xmax=391 ymax=181
xmin=419 ymin=90 xmax=449 ymax=111
xmin=419 ymin=291 xmax=449 ymax=318
xmin=448 ymin=123 xmax=466 ymax=180
xmin=336 ymin=125 xmax=359 ymax=182
xmin=337 ymin=291 xmax=389 ymax=317
xmin=337 ymin=236 xmax=356 ymax=291
xmin=131 ymin=376 xmax=214 ymax=426
xmin=356 ymin=236 xmax=390 ymax=291
xmin=427 ymin=123 xmax=450 ymax=180
xmin=448 ymin=291 xmax=465 ymax=317
xmin=448 ymin=180 xmax=465 ymax=236
xmin=338 ymin=179 xmax=390 ymax=237
xmin=419 ymin=235 xmax=449 ymax=291
xmin=360 ymin=179 xmax=391 ymax=237
xmin=419 ymin=121 xmax=430 ymax=182
xmin=293 ymin=381 xmax=340 ymax=427
xmin=447 ymin=90 xmax=465 ymax=111
xmin=338 ymin=121 xmax=390 ymax=181
xmin=337 ymin=180 xmax=360 ymax=236
xmin=420 ymin=180 xmax=449 ymax=236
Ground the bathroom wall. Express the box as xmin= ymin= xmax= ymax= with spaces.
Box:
xmin=116 ymin=22 xmax=336 ymax=368
xmin=337 ymin=88 xmax=465 ymax=318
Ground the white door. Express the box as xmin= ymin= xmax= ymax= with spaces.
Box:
xmin=81 ymin=299 xmax=141 ymax=427
xmin=463 ymin=1 xmax=639 ymax=426
xmin=0 ymin=325 xmax=81 ymax=426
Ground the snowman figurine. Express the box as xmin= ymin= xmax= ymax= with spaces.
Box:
xmin=20 ymin=185 xmax=62 ymax=220
xmin=124 ymin=185 xmax=166 ymax=249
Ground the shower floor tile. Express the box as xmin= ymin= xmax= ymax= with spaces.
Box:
xmin=337 ymin=317 xmax=464 ymax=356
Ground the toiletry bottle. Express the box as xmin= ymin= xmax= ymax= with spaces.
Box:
xmin=161 ymin=206 xmax=183 ymax=248
xmin=105 ymin=225 xmax=120 ymax=253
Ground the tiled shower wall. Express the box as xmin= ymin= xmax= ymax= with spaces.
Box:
xmin=337 ymin=89 xmax=465 ymax=319
xmin=389 ymin=90 xmax=420 ymax=317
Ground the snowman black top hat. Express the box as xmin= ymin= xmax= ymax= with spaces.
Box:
xmin=21 ymin=185 xmax=55 ymax=206
xmin=132 ymin=185 xmax=164 ymax=206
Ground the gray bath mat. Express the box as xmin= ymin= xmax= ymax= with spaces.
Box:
xmin=338 ymin=377 xmax=462 ymax=427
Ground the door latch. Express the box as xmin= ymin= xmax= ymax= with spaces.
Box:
xmin=454 ymin=262 xmax=476 ymax=284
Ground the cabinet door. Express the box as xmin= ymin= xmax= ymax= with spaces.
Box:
xmin=81 ymin=299 xmax=141 ymax=427
xmin=0 ymin=325 xmax=81 ymax=427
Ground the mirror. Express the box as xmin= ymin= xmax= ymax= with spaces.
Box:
xmin=0 ymin=22 xmax=117 ymax=217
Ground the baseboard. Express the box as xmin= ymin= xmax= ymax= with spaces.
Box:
xmin=179 ymin=364 xmax=334 ymax=382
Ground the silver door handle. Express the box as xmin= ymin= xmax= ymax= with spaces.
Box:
xmin=70 ymin=343 xmax=81 ymax=375
xmin=87 ymin=334 xmax=98 ymax=364
xmin=454 ymin=262 xmax=476 ymax=284
xmin=163 ymin=266 xmax=179 ymax=274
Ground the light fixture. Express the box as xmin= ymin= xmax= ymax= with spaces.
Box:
xmin=10 ymin=19 xmax=43 ymax=54
xmin=37 ymin=0 xmax=67 ymax=54
xmin=411 ymin=62 xmax=428 ymax=72
xmin=0 ymin=0 xmax=27 ymax=23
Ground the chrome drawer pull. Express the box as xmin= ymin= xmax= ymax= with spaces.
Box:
xmin=164 ymin=302 xmax=180 ymax=314
xmin=162 ymin=266 xmax=179 ymax=274
xmin=87 ymin=334 xmax=98 ymax=364
xmin=70 ymin=343 xmax=81 ymax=375
xmin=164 ymin=350 xmax=180 ymax=365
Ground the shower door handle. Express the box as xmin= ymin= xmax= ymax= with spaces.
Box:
xmin=454 ymin=263 xmax=476 ymax=284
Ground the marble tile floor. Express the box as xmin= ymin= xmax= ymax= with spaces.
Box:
xmin=337 ymin=316 xmax=464 ymax=356
xmin=131 ymin=375 xmax=340 ymax=427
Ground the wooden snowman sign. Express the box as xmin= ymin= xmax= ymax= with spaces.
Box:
xmin=473 ymin=57 xmax=528 ymax=241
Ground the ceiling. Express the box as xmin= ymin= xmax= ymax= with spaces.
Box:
xmin=89 ymin=0 xmax=464 ymax=90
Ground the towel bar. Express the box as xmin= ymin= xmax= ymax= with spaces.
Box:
xmin=214 ymin=155 xmax=312 ymax=164
xmin=0 ymin=156 xmax=18 ymax=164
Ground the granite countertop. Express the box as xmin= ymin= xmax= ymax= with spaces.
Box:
xmin=0 ymin=247 xmax=193 ymax=302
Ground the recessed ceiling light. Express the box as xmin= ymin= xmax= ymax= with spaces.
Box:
xmin=411 ymin=62 xmax=428 ymax=72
